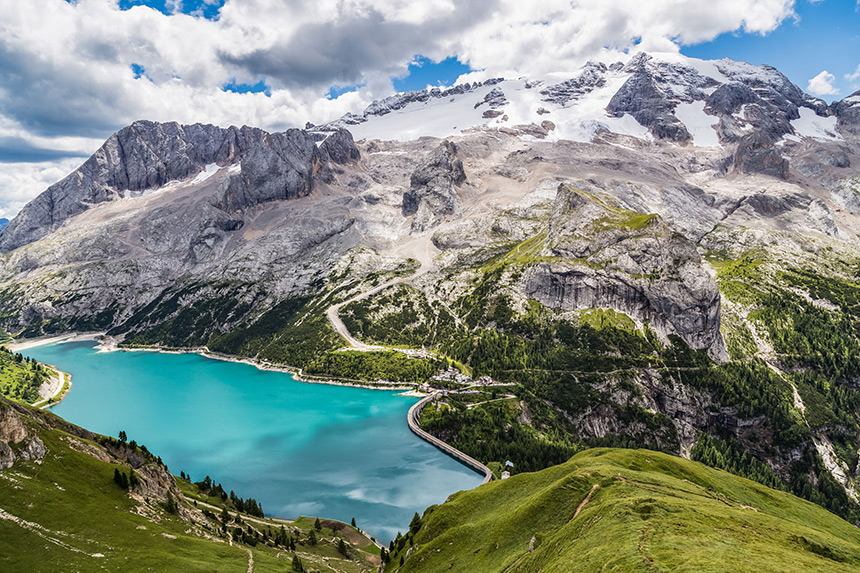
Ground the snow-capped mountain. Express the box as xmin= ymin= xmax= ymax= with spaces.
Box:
xmin=316 ymin=52 xmax=853 ymax=147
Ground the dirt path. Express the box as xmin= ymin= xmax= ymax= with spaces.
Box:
xmin=466 ymin=395 xmax=517 ymax=410
xmin=193 ymin=499 xmax=295 ymax=528
xmin=0 ymin=507 xmax=104 ymax=558
xmin=572 ymin=484 xmax=600 ymax=520
xmin=32 ymin=370 xmax=71 ymax=409
xmin=244 ymin=547 xmax=254 ymax=573
xmin=326 ymin=276 xmax=404 ymax=351
xmin=498 ymin=484 xmax=600 ymax=573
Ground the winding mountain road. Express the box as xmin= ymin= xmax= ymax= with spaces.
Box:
xmin=325 ymin=235 xmax=438 ymax=350
xmin=326 ymin=276 xmax=404 ymax=351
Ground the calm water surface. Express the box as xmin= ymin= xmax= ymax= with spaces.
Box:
xmin=24 ymin=341 xmax=482 ymax=542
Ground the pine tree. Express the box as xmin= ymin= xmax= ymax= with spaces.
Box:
xmin=165 ymin=491 xmax=178 ymax=514
xmin=292 ymin=555 xmax=303 ymax=572
xmin=350 ymin=517 xmax=356 ymax=528
xmin=313 ymin=517 xmax=321 ymax=531
xmin=308 ymin=529 xmax=317 ymax=546
xmin=409 ymin=512 xmax=421 ymax=534
xmin=113 ymin=468 xmax=129 ymax=489
xmin=128 ymin=468 xmax=140 ymax=490
xmin=338 ymin=537 xmax=348 ymax=557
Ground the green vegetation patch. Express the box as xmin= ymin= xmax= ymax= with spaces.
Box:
xmin=389 ymin=448 xmax=860 ymax=573
xmin=305 ymin=350 xmax=444 ymax=383
xmin=576 ymin=307 xmax=638 ymax=331
xmin=340 ymin=284 xmax=459 ymax=349
xmin=0 ymin=346 xmax=48 ymax=403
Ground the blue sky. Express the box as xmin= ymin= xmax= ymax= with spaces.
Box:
xmin=683 ymin=0 xmax=860 ymax=98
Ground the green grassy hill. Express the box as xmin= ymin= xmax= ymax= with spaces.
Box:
xmin=388 ymin=448 xmax=860 ymax=572
xmin=0 ymin=396 xmax=381 ymax=572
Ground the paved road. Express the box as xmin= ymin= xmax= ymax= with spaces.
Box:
xmin=407 ymin=392 xmax=493 ymax=485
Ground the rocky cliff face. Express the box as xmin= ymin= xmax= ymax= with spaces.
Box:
xmin=607 ymin=54 xmax=710 ymax=143
xmin=402 ymin=140 xmax=467 ymax=233
xmin=0 ymin=121 xmax=359 ymax=252
xmin=834 ymin=91 xmax=860 ymax=134
xmin=521 ymin=184 xmax=723 ymax=353
xmin=0 ymin=400 xmax=46 ymax=470
xmin=733 ymin=131 xmax=789 ymax=178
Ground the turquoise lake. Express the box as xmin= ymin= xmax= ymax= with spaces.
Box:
xmin=23 ymin=341 xmax=482 ymax=542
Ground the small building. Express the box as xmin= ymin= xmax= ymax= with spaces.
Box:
xmin=501 ymin=471 xmax=511 ymax=480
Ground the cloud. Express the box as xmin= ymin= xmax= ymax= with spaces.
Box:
xmin=847 ymin=64 xmax=860 ymax=82
xmin=806 ymin=70 xmax=839 ymax=96
xmin=0 ymin=158 xmax=85 ymax=220
xmin=0 ymin=0 xmax=801 ymax=218
xmin=219 ymin=1 xmax=493 ymax=89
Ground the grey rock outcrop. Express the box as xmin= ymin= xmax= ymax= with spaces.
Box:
xmin=0 ymin=404 xmax=27 ymax=444
xmin=603 ymin=54 xmax=829 ymax=145
xmin=733 ymin=131 xmax=789 ymax=179
xmin=402 ymin=140 xmax=467 ymax=233
xmin=607 ymin=55 xmax=698 ymax=143
xmin=793 ymin=145 xmax=851 ymax=179
xmin=521 ymin=184 xmax=723 ymax=354
xmin=318 ymin=128 xmax=361 ymax=165
xmin=217 ymin=128 xmax=319 ymax=214
xmin=475 ymin=87 xmax=508 ymax=110
xmin=540 ymin=62 xmax=607 ymax=106
xmin=833 ymin=91 xmax=860 ymax=134
xmin=0 ymin=402 xmax=46 ymax=470
xmin=0 ymin=122 xmax=359 ymax=252
xmin=705 ymin=82 xmax=760 ymax=116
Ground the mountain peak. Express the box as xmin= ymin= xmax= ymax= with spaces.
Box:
xmin=0 ymin=123 xmax=359 ymax=253
xmin=315 ymin=52 xmax=846 ymax=147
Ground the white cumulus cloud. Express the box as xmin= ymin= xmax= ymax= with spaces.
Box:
xmin=806 ymin=70 xmax=839 ymax=96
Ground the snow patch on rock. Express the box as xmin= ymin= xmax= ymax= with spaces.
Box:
xmin=674 ymin=101 xmax=720 ymax=147
xmin=791 ymin=108 xmax=841 ymax=141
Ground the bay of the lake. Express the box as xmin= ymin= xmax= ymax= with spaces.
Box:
xmin=24 ymin=341 xmax=482 ymax=542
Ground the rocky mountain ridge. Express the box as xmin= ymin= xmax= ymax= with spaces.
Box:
xmin=316 ymin=52 xmax=855 ymax=148
xmin=0 ymin=121 xmax=359 ymax=253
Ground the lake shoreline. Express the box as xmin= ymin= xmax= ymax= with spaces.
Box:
xmin=11 ymin=331 xmax=419 ymax=393
xmin=6 ymin=336 xmax=78 ymax=409
xmin=21 ymin=337 xmax=478 ymax=543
